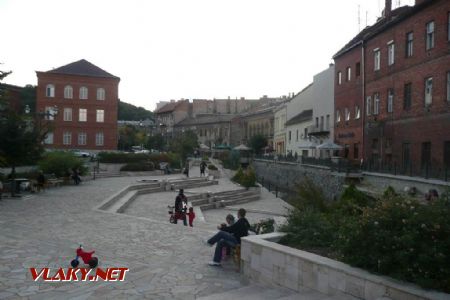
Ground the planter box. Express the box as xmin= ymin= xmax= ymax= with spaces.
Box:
xmin=240 ymin=233 xmax=449 ymax=300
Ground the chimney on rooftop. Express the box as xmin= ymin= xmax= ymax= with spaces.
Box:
xmin=384 ymin=0 xmax=392 ymax=18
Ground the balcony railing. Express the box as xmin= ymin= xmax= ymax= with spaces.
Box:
xmin=307 ymin=125 xmax=330 ymax=136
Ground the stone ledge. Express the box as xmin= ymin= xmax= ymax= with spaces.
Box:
xmin=240 ymin=233 xmax=449 ymax=300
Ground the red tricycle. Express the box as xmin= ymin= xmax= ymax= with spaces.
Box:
xmin=70 ymin=245 xmax=98 ymax=268
xmin=167 ymin=205 xmax=186 ymax=224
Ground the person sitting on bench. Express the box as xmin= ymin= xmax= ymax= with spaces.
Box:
xmin=204 ymin=208 xmax=250 ymax=266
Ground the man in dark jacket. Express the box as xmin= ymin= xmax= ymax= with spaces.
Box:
xmin=205 ymin=208 xmax=250 ymax=266
xmin=174 ymin=189 xmax=187 ymax=226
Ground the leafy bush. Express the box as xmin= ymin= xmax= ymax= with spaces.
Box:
xmin=250 ymin=218 xmax=275 ymax=235
xmin=232 ymin=167 xmax=256 ymax=188
xmin=280 ymin=183 xmax=450 ymax=293
xmin=120 ymin=162 xmax=155 ymax=171
xmin=38 ymin=152 xmax=87 ymax=177
xmin=207 ymin=164 xmax=218 ymax=170
xmin=221 ymin=150 xmax=240 ymax=170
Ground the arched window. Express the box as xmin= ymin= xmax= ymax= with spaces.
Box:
xmin=64 ymin=85 xmax=73 ymax=99
xmin=97 ymin=88 xmax=105 ymax=100
xmin=46 ymin=84 xmax=55 ymax=97
xmin=79 ymin=87 xmax=88 ymax=99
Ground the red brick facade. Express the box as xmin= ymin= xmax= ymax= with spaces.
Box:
xmin=334 ymin=0 xmax=450 ymax=175
xmin=36 ymin=60 xmax=120 ymax=151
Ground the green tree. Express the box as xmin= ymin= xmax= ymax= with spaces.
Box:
xmin=146 ymin=134 xmax=165 ymax=151
xmin=118 ymin=101 xmax=154 ymax=121
xmin=249 ymin=134 xmax=267 ymax=154
xmin=21 ymin=85 xmax=36 ymax=113
xmin=169 ymin=130 xmax=198 ymax=162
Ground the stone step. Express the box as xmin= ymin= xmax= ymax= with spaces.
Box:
xmin=107 ymin=190 xmax=137 ymax=213
xmin=197 ymin=284 xmax=295 ymax=300
xmin=213 ymin=191 xmax=259 ymax=201
xmin=173 ymin=181 xmax=217 ymax=190
xmin=200 ymin=194 xmax=260 ymax=210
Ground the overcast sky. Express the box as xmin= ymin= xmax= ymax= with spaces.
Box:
xmin=1 ymin=0 xmax=415 ymax=111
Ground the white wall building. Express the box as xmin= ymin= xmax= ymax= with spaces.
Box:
xmin=273 ymin=104 xmax=287 ymax=155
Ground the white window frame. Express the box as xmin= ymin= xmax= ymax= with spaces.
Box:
xmin=346 ymin=67 xmax=351 ymax=81
xmin=387 ymin=41 xmax=395 ymax=66
xmin=79 ymin=108 xmax=87 ymax=122
xmin=63 ymin=108 xmax=72 ymax=121
xmin=63 ymin=132 xmax=72 ymax=145
xmin=345 ymin=108 xmax=350 ymax=121
xmin=79 ymin=86 xmax=88 ymax=99
xmin=374 ymin=49 xmax=380 ymax=71
xmin=96 ymin=132 xmax=104 ymax=146
xmin=406 ymin=32 xmax=413 ymax=57
xmin=424 ymin=77 xmax=433 ymax=106
xmin=336 ymin=110 xmax=341 ymax=123
xmin=78 ymin=132 xmax=87 ymax=145
xmin=366 ymin=96 xmax=372 ymax=116
xmin=97 ymin=88 xmax=105 ymax=100
xmin=46 ymin=84 xmax=55 ymax=97
xmin=44 ymin=132 xmax=54 ymax=145
xmin=96 ymin=109 xmax=104 ymax=123
xmin=426 ymin=21 xmax=435 ymax=50
xmin=355 ymin=106 xmax=361 ymax=119
xmin=374 ymin=93 xmax=380 ymax=115
xmin=387 ymin=89 xmax=394 ymax=113
xmin=338 ymin=72 xmax=342 ymax=85
xmin=64 ymin=85 xmax=73 ymax=99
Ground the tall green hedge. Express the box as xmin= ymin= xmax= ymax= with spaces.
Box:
xmin=38 ymin=152 xmax=87 ymax=177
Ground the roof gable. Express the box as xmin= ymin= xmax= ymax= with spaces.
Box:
xmin=46 ymin=59 xmax=119 ymax=79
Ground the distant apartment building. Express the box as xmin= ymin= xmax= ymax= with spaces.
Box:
xmin=273 ymin=104 xmax=287 ymax=154
xmin=36 ymin=59 xmax=120 ymax=151
xmin=334 ymin=0 xmax=450 ymax=176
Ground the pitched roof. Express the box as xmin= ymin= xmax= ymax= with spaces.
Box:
xmin=175 ymin=114 xmax=235 ymax=126
xmin=333 ymin=3 xmax=426 ymax=58
xmin=46 ymin=59 xmax=119 ymax=79
xmin=155 ymin=101 xmax=181 ymax=114
xmin=285 ymin=109 xmax=313 ymax=126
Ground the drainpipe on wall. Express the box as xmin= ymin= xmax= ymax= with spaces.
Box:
xmin=361 ymin=41 xmax=366 ymax=164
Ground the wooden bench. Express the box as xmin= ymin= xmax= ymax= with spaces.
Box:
xmin=44 ymin=174 xmax=63 ymax=188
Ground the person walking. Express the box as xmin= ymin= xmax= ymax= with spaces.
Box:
xmin=174 ymin=189 xmax=188 ymax=226
xmin=200 ymin=161 xmax=207 ymax=177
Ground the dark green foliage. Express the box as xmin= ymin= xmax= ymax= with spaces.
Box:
xmin=232 ymin=167 xmax=256 ymax=188
xmin=250 ymin=218 xmax=275 ymax=234
xmin=118 ymin=101 xmax=153 ymax=121
xmin=221 ymin=150 xmax=240 ymax=170
xmin=232 ymin=167 xmax=244 ymax=183
xmin=249 ymin=134 xmax=267 ymax=154
xmin=38 ymin=152 xmax=87 ymax=177
xmin=21 ymin=85 xmax=36 ymax=113
xmin=168 ymin=130 xmax=198 ymax=162
xmin=207 ymin=164 xmax=218 ymax=170
xmin=289 ymin=177 xmax=329 ymax=212
xmin=120 ymin=162 xmax=155 ymax=171
xmin=146 ymin=134 xmax=165 ymax=151
xmin=281 ymin=181 xmax=450 ymax=293
xmin=97 ymin=152 xmax=181 ymax=169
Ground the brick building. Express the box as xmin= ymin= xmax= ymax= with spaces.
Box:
xmin=36 ymin=59 xmax=120 ymax=151
xmin=334 ymin=0 xmax=450 ymax=177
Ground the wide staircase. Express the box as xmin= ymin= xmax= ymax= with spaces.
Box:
xmin=190 ymin=189 xmax=260 ymax=210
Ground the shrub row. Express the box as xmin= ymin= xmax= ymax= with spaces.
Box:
xmin=120 ymin=162 xmax=155 ymax=171
xmin=98 ymin=152 xmax=181 ymax=169
xmin=232 ymin=167 xmax=256 ymax=188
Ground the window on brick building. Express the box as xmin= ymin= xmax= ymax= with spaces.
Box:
xmin=79 ymin=108 xmax=87 ymax=122
xmin=346 ymin=67 xmax=351 ymax=81
xmin=78 ymin=132 xmax=87 ymax=145
xmin=356 ymin=62 xmax=361 ymax=77
xmin=374 ymin=49 xmax=380 ymax=71
xmin=366 ymin=96 xmax=372 ymax=115
xmin=96 ymin=110 xmax=104 ymax=122
xmin=424 ymin=77 xmax=433 ymax=106
xmin=387 ymin=88 xmax=394 ymax=113
xmin=387 ymin=41 xmax=395 ymax=65
xmin=354 ymin=143 xmax=359 ymax=159
xmin=44 ymin=106 xmax=55 ymax=120
xmin=46 ymin=84 xmax=55 ymax=97
xmin=63 ymin=132 xmax=71 ymax=145
xmin=96 ymin=132 xmax=104 ymax=146
xmin=79 ymin=87 xmax=88 ymax=99
xmin=337 ymin=72 xmax=342 ymax=85
xmin=373 ymin=93 xmax=380 ymax=115
xmin=97 ymin=88 xmax=105 ymax=100
xmin=355 ymin=106 xmax=361 ymax=119
xmin=421 ymin=142 xmax=431 ymax=173
xmin=44 ymin=132 xmax=53 ymax=145
xmin=406 ymin=32 xmax=413 ymax=57
xmin=404 ymin=83 xmax=412 ymax=110
xmin=336 ymin=110 xmax=341 ymax=123
xmin=64 ymin=86 xmax=73 ymax=99
xmin=63 ymin=108 xmax=72 ymax=121
xmin=447 ymin=71 xmax=450 ymax=102
xmin=345 ymin=108 xmax=350 ymax=121
xmin=426 ymin=21 xmax=435 ymax=50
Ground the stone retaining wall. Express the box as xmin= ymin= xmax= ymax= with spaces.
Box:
xmin=253 ymin=159 xmax=345 ymax=200
xmin=240 ymin=233 xmax=449 ymax=300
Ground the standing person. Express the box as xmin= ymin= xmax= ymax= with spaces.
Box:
xmin=204 ymin=208 xmax=250 ymax=266
xmin=184 ymin=161 xmax=190 ymax=178
xmin=174 ymin=189 xmax=187 ymax=226
xmin=200 ymin=160 xmax=207 ymax=177
xmin=37 ymin=171 xmax=46 ymax=192
xmin=72 ymin=168 xmax=81 ymax=185
xmin=186 ymin=207 xmax=196 ymax=227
